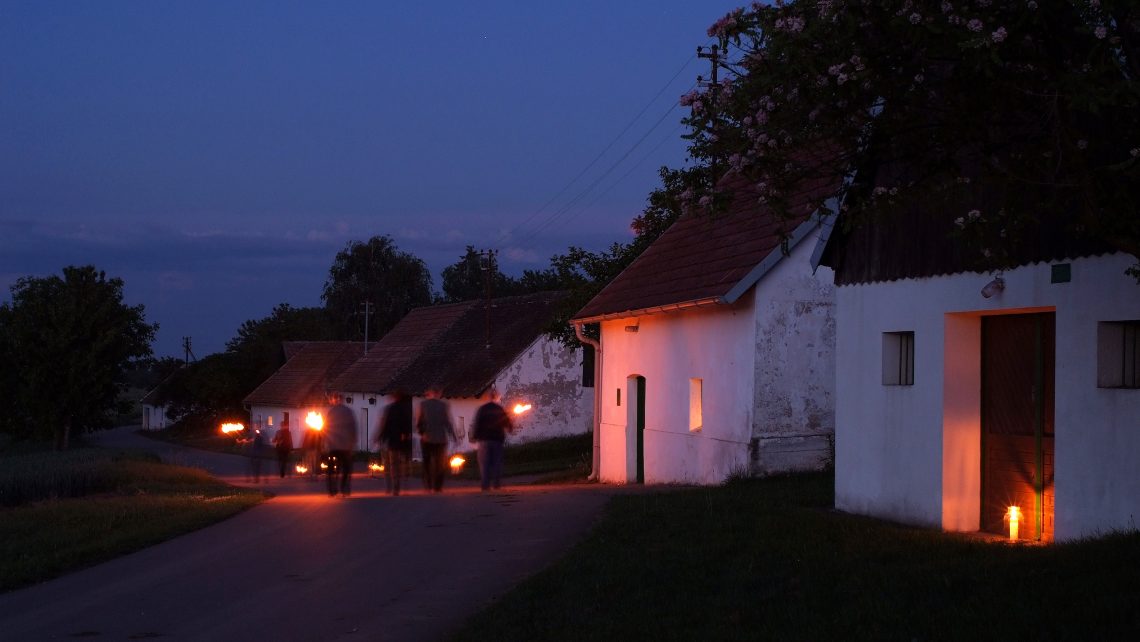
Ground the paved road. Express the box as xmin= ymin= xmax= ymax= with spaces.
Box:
xmin=0 ymin=428 xmax=619 ymax=641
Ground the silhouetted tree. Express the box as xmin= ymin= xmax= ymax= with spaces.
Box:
xmin=322 ymin=236 xmax=433 ymax=339
xmin=0 ymin=266 xmax=156 ymax=448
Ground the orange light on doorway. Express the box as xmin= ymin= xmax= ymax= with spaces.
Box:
xmin=1005 ymin=505 xmax=1022 ymax=540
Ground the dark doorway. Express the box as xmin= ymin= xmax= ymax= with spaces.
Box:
xmin=981 ymin=312 xmax=1055 ymax=540
xmin=634 ymin=376 xmax=646 ymax=484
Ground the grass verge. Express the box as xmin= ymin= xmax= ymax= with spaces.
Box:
xmin=454 ymin=473 xmax=1140 ymax=641
xmin=0 ymin=449 xmax=263 ymax=592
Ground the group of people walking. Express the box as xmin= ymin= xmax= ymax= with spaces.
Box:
xmin=262 ymin=388 xmax=514 ymax=496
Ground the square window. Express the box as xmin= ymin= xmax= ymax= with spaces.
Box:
xmin=882 ymin=331 xmax=915 ymax=386
xmin=1098 ymin=321 xmax=1140 ymax=388
xmin=689 ymin=378 xmax=703 ymax=432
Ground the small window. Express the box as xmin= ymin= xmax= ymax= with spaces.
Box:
xmin=882 ymin=331 xmax=915 ymax=386
xmin=1098 ymin=321 xmax=1140 ymax=388
xmin=283 ymin=411 xmax=289 ymax=424
xmin=616 ymin=388 xmax=621 ymax=407
xmin=345 ymin=396 xmax=353 ymax=404
xmin=581 ymin=344 xmax=595 ymax=388
xmin=689 ymin=378 xmax=703 ymax=432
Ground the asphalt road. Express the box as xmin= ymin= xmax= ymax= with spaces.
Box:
xmin=0 ymin=428 xmax=618 ymax=641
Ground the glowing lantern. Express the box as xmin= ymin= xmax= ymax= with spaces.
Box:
xmin=305 ymin=411 xmax=324 ymax=430
xmin=1005 ymin=505 xmax=1022 ymax=540
xmin=449 ymin=454 xmax=466 ymax=475
xmin=320 ymin=461 xmax=329 ymax=471
xmin=295 ymin=464 xmax=309 ymax=475
xmin=512 ymin=403 xmax=532 ymax=415
xmin=368 ymin=461 xmax=385 ymax=476
xmin=220 ymin=423 xmax=244 ymax=434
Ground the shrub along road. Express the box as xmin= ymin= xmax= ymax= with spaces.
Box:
xmin=0 ymin=427 xmax=619 ymax=641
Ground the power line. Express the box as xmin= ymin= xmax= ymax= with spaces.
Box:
xmin=514 ymin=92 xmax=689 ymax=247
xmin=491 ymin=41 xmax=713 ymax=249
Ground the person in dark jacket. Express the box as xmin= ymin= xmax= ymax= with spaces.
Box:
xmin=273 ymin=419 xmax=293 ymax=478
xmin=379 ymin=391 xmax=414 ymax=496
xmin=324 ymin=394 xmax=358 ymax=497
xmin=471 ymin=388 xmax=513 ymax=491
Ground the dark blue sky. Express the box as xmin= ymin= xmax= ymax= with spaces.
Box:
xmin=1 ymin=1 xmax=740 ymax=357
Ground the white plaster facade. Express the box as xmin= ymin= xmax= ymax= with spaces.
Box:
xmin=595 ymin=229 xmax=836 ymax=484
xmin=834 ymin=252 xmax=1140 ymax=541
xmin=336 ymin=337 xmax=593 ymax=453
xmin=141 ymin=403 xmax=171 ymax=430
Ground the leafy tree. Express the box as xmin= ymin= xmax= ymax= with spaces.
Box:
xmin=0 ymin=266 xmax=156 ymax=448
xmin=684 ymin=1 xmax=1139 ymax=275
xmin=438 ymin=246 xmax=526 ymax=303
xmin=322 ymin=236 xmax=433 ymax=339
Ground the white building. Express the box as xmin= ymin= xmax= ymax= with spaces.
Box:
xmin=244 ymin=341 xmax=364 ymax=448
xmin=571 ymin=176 xmax=838 ymax=484
xmin=819 ymin=211 xmax=1140 ymax=542
xmin=331 ymin=292 xmax=593 ymax=451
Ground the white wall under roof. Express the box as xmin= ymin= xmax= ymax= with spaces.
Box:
xmin=834 ymin=252 xmax=1140 ymax=541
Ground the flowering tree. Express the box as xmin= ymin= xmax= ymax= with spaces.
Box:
xmin=683 ymin=0 xmax=1139 ymax=275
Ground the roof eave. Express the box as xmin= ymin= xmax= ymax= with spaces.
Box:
xmin=722 ymin=216 xmax=821 ymax=304
xmin=571 ymin=296 xmax=725 ymax=325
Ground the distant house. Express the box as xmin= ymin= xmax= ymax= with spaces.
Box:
xmin=243 ymin=341 xmax=364 ymax=448
xmin=817 ymin=206 xmax=1140 ymax=542
xmin=140 ymin=374 xmax=177 ymax=430
xmin=571 ymin=174 xmax=838 ymax=484
xmin=331 ymin=291 xmax=593 ymax=449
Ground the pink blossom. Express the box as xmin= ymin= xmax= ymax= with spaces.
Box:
xmin=699 ymin=195 xmax=711 ymax=207
xmin=940 ymin=1 xmax=953 ymax=13
xmin=967 ymin=19 xmax=983 ymax=32
xmin=909 ymin=13 xmax=922 ymax=24
xmin=1095 ymin=25 xmax=1107 ymax=39
xmin=837 ymin=73 xmax=849 ymax=85
xmin=679 ymin=90 xmax=700 ymax=107
xmin=991 ymin=27 xmax=1007 ymax=42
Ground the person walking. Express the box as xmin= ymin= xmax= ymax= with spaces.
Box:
xmin=379 ymin=391 xmax=413 ymax=496
xmin=247 ymin=428 xmax=268 ymax=483
xmin=416 ymin=389 xmax=458 ymax=493
xmin=273 ymin=418 xmax=293 ymax=478
xmin=324 ymin=393 xmax=358 ymax=498
xmin=471 ymin=388 xmax=513 ymax=491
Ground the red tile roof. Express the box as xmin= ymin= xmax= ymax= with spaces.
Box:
xmin=332 ymin=291 xmax=567 ymax=398
xmin=572 ymin=172 xmax=836 ymax=322
xmin=243 ymin=341 xmax=364 ymax=407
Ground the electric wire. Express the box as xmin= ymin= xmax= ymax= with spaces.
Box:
xmin=489 ymin=40 xmax=714 ymax=251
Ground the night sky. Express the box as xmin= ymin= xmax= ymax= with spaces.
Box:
xmin=2 ymin=1 xmax=741 ymax=357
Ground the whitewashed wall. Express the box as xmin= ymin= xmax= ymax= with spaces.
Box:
xmin=493 ymin=337 xmax=594 ymax=444
xmin=834 ymin=252 xmax=1140 ymax=541
xmin=752 ymin=230 xmax=836 ymax=474
xmin=141 ymin=403 xmax=171 ymax=430
xmin=597 ymin=293 xmax=758 ymax=485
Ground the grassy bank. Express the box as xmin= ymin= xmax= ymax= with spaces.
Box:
xmin=0 ymin=448 xmax=263 ymax=592
xmin=456 ymin=473 xmax=1140 ymax=641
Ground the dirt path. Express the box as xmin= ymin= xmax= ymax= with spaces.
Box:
xmin=0 ymin=427 xmax=617 ymax=640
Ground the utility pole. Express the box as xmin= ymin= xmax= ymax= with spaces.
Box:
xmin=181 ymin=336 xmax=197 ymax=364
xmin=360 ymin=300 xmax=374 ymax=354
xmin=697 ymin=44 xmax=722 ymax=181
xmin=479 ymin=249 xmax=497 ymax=349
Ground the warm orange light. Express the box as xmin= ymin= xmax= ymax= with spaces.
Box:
xmin=320 ymin=461 xmax=329 ymax=470
xmin=449 ymin=454 xmax=466 ymax=474
xmin=512 ymin=403 xmax=532 ymax=415
xmin=369 ymin=462 xmax=384 ymax=473
xmin=220 ymin=422 xmax=244 ymax=434
xmin=295 ymin=464 xmax=309 ymax=475
xmin=305 ymin=411 xmax=324 ymax=430
xmin=1005 ymin=505 xmax=1022 ymax=540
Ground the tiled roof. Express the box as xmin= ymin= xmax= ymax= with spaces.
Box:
xmin=572 ymin=172 xmax=836 ymax=322
xmin=243 ymin=341 xmax=364 ymax=408
xmin=332 ymin=291 xmax=567 ymax=398
xmin=331 ymin=301 xmax=475 ymax=394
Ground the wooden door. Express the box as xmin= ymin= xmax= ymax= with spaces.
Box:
xmin=981 ymin=313 xmax=1055 ymax=540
